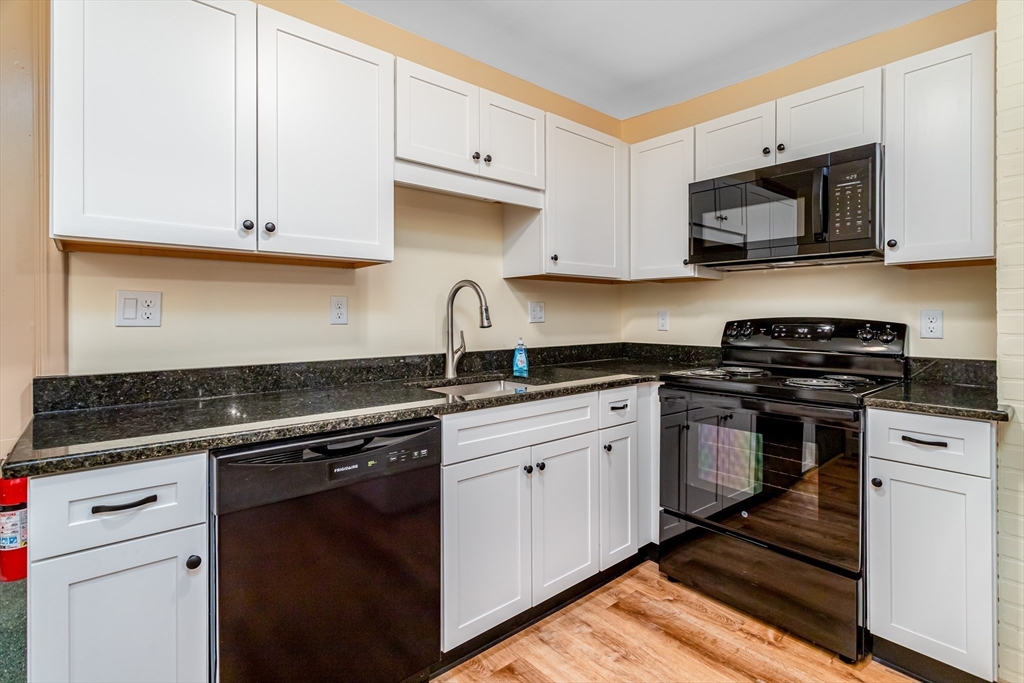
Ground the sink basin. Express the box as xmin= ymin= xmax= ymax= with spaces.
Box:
xmin=427 ymin=379 xmax=530 ymax=398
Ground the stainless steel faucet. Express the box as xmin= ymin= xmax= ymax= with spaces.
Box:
xmin=445 ymin=280 xmax=492 ymax=379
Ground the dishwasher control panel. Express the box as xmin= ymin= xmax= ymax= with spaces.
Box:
xmin=327 ymin=445 xmax=437 ymax=482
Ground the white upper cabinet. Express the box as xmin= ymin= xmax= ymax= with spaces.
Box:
xmin=257 ymin=7 xmax=394 ymax=261
xmin=396 ymin=59 xmax=480 ymax=176
xmin=396 ymin=59 xmax=545 ymax=190
xmin=630 ymin=128 xmax=720 ymax=281
xmin=479 ymin=90 xmax=546 ymax=189
xmin=51 ymin=0 xmax=257 ymax=251
xmin=775 ymin=68 xmax=882 ymax=163
xmin=544 ymin=114 xmax=629 ymax=279
xmin=883 ymin=32 xmax=995 ymax=265
xmin=694 ymin=101 xmax=776 ymax=181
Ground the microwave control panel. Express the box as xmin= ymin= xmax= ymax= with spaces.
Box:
xmin=828 ymin=158 xmax=872 ymax=241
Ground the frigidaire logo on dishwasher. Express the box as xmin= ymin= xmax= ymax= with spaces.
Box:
xmin=333 ymin=463 xmax=359 ymax=474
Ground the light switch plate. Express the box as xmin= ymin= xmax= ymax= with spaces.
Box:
xmin=529 ymin=301 xmax=545 ymax=324
xmin=920 ymin=310 xmax=943 ymax=338
xmin=330 ymin=296 xmax=348 ymax=325
xmin=657 ymin=310 xmax=669 ymax=332
xmin=116 ymin=291 xmax=161 ymax=327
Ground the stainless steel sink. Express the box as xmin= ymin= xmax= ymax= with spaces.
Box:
xmin=426 ymin=379 xmax=530 ymax=398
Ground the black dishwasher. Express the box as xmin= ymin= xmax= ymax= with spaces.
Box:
xmin=212 ymin=418 xmax=441 ymax=683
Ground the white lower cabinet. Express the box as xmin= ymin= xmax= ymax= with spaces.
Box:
xmin=441 ymin=448 xmax=533 ymax=651
xmin=441 ymin=392 xmax=641 ymax=651
xmin=867 ymin=410 xmax=996 ymax=681
xmin=28 ymin=524 xmax=209 ymax=683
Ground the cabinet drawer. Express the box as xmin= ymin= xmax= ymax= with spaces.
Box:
xmin=442 ymin=393 xmax=599 ymax=465
xmin=29 ymin=453 xmax=208 ymax=562
xmin=599 ymin=386 xmax=637 ymax=428
xmin=866 ymin=409 xmax=993 ymax=478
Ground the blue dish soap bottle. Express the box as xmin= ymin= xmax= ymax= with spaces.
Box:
xmin=513 ymin=337 xmax=529 ymax=378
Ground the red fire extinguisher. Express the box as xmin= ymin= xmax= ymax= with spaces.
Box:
xmin=0 ymin=477 xmax=28 ymax=581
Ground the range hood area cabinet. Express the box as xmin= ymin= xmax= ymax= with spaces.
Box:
xmin=395 ymin=59 xmax=546 ymax=192
xmin=694 ymin=69 xmax=883 ymax=182
xmin=883 ymin=32 xmax=995 ymax=266
xmin=50 ymin=0 xmax=395 ymax=264
xmin=503 ymin=115 xmax=630 ymax=280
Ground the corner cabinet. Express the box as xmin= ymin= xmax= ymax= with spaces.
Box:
xmin=630 ymin=128 xmax=721 ymax=281
xmin=51 ymin=0 xmax=395 ymax=264
xmin=883 ymin=32 xmax=995 ymax=265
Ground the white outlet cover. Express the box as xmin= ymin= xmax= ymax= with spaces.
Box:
xmin=330 ymin=296 xmax=348 ymax=325
xmin=920 ymin=309 xmax=943 ymax=339
xmin=116 ymin=291 xmax=161 ymax=327
xmin=529 ymin=301 xmax=545 ymax=323
xmin=657 ymin=310 xmax=669 ymax=332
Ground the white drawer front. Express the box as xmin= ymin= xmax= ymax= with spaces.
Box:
xmin=599 ymin=386 xmax=637 ymax=429
xmin=29 ymin=453 xmax=208 ymax=561
xmin=866 ymin=409 xmax=993 ymax=478
xmin=442 ymin=393 xmax=599 ymax=465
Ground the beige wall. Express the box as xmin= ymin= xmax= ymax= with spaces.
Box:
xmin=68 ymin=188 xmax=623 ymax=374
xmin=621 ymin=264 xmax=997 ymax=359
xmin=996 ymin=1 xmax=1024 ymax=681
xmin=622 ymin=0 xmax=997 ymax=143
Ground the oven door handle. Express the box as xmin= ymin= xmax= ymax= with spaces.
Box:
xmin=691 ymin=394 xmax=860 ymax=426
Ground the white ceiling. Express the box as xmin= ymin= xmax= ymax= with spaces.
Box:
xmin=342 ymin=0 xmax=967 ymax=119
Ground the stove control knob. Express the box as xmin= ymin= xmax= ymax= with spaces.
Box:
xmin=856 ymin=326 xmax=875 ymax=342
xmin=740 ymin=323 xmax=754 ymax=338
xmin=725 ymin=323 xmax=740 ymax=338
xmin=877 ymin=326 xmax=897 ymax=344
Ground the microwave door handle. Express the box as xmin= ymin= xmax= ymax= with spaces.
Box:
xmin=812 ymin=167 xmax=826 ymax=242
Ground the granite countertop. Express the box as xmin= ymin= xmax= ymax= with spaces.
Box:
xmin=864 ymin=382 xmax=1013 ymax=422
xmin=2 ymin=358 xmax=701 ymax=479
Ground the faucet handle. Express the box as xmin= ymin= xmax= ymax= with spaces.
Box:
xmin=456 ymin=330 xmax=466 ymax=356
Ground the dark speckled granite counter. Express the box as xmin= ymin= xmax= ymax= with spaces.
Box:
xmin=3 ymin=355 xmax=712 ymax=479
xmin=864 ymin=382 xmax=1012 ymax=422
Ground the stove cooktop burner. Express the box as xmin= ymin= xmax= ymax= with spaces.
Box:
xmin=822 ymin=374 xmax=873 ymax=384
xmin=785 ymin=378 xmax=848 ymax=389
xmin=722 ymin=366 xmax=766 ymax=376
xmin=677 ymin=368 xmax=730 ymax=378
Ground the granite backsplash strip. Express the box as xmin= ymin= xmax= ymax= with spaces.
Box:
xmin=34 ymin=343 xmax=721 ymax=414
xmin=906 ymin=357 xmax=997 ymax=386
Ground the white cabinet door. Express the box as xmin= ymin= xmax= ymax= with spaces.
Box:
xmin=396 ymin=59 xmax=480 ymax=176
xmin=775 ymin=69 xmax=882 ymax=163
xmin=545 ymin=114 xmax=628 ymax=279
xmin=28 ymin=525 xmax=208 ymax=683
xmin=630 ymin=128 xmax=702 ymax=280
xmin=442 ymin=449 xmax=532 ymax=651
xmin=598 ymin=423 xmax=638 ymax=571
xmin=530 ymin=432 xmax=599 ymax=603
xmin=256 ymin=7 xmax=393 ymax=261
xmin=883 ymin=32 xmax=995 ymax=265
xmin=51 ymin=0 xmax=257 ymax=251
xmin=479 ymin=90 xmax=545 ymax=190
xmin=694 ymin=102 xmax=776 ymax=181
xmin=868 ymin=458 xmax=994 ymax=681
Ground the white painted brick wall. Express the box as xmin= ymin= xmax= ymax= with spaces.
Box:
xmin=998 ymin=2 xmax=1024 ymax=681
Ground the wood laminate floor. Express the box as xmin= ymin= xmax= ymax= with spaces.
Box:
xmin=437 ymin=561 xmax=911 ymax=683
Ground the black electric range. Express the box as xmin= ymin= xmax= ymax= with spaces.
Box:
xmin=657 ymin=317 xmax=907 ymax=664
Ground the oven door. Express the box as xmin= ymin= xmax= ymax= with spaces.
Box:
xmin=661 ymin=392 xmax=862 ymax=574
xmin=689 ymin=166 xmax=826 ymax=266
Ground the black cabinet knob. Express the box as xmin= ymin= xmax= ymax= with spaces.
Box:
xmin=871 ymin=478 xmax=883 ymax=488
xmin=185 ymin=555 xmax=202 ymax=570
xmin=762 ymin=147 xmax=770 ymax=155
xmin=483 ymin=155 xmax=492 ymax=163
xmin=524 ymin=464 xmax=533 ymax=474
xmin=886 ymin=239 xmax=898 ymax=248
xmin=472 ymin=152 xmax=481 ymax=160
xmin=242 ymin=220 xmax=254 ymax=231
xmin=536 ymin=462 xmax=546 ymax=471
xmin=265 ymin=222 xmax=276 ymax=233
xmin=683 ymin=258 xmax=689 ymax=265
xmin=550 ymin=254 xmax=558 ymax=262
xmin=604 ymin=444 xmax=612 ymax=452
xmin=777 ymin=143 xmax=785 ymax=152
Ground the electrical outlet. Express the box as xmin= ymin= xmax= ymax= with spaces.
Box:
xmin=116 ymin=291 xmax=161 ymax=327
xmin=330 ymin=296 xmax=348 ymax=325
xmin=657 ymin=310 xmax=669 ymax=332
xmin=920 ymin=310 xmax=943 ymax=339
xmin=529 ymin=301 xmax=545 ymax=323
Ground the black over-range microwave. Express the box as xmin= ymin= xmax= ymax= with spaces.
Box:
xmin=687 ymin=143 xmax=883 ymax=270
